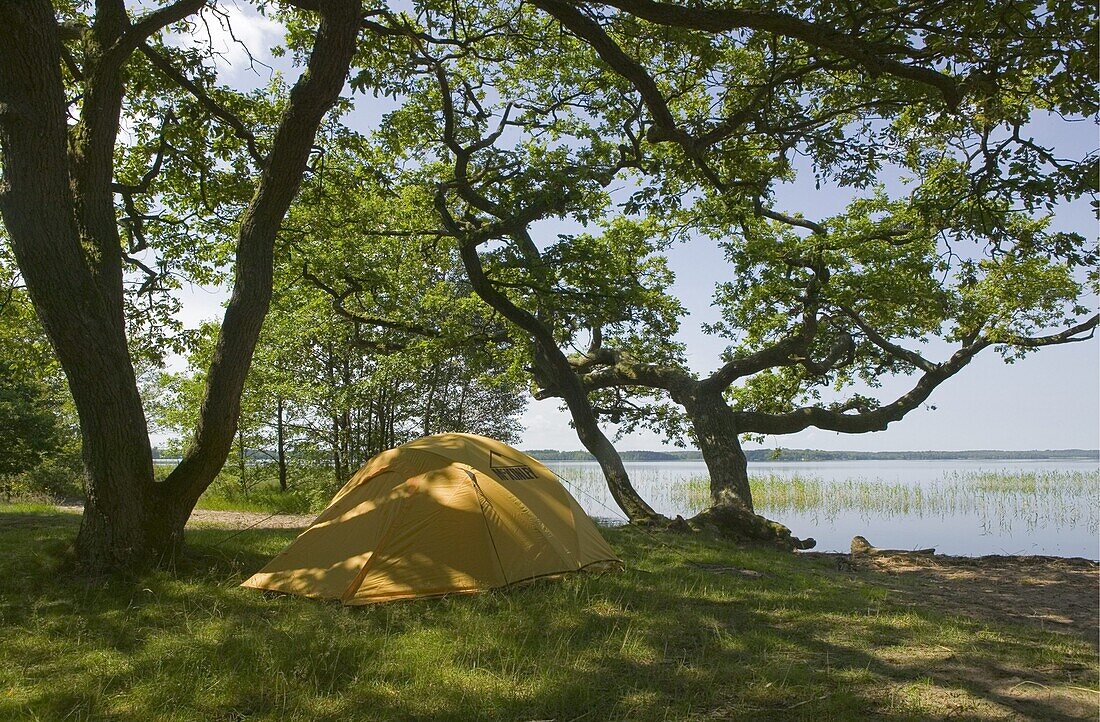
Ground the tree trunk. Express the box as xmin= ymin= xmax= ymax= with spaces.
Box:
xmin=677 ymin=384 xmax=754 ymax=511
xmin=422 ymin=369 xmax=438 ymax=436
xmin=237 ymin=426 xmax=247 ymax=492
xmin=161 ymin=1 xmax=361 ymax=510
xmin=455 ymin=240 xmax=662 ymax=524
xmin=331 ymin=414 xmax=346 ymax=485
xmin=365 ymin=393 xmax=375 ymax=458
xmin=276 ymin=395 xmax=288 ymax=492
xmin=675 ymin=383 xmax=815 ymax=549
xmin=0 ymin=1 xmax=164 ymax=569
xmin=538 ymin=352 xmax=662 ymax=523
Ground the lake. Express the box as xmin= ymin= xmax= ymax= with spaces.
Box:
xmin=540 ymin=459 xmax=1100 ymax=559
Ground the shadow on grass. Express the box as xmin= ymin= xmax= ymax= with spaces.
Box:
xmin=0 ymin=512 xmax=1094 ymax=721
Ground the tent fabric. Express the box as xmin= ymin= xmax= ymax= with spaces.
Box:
xmin=241 ymin=433 xmax=621 ymax=604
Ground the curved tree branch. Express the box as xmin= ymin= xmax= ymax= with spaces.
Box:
xmin=736 ymin=340 xmax=988 ymax=435
xmin=838 ymin=303 xmax=937 ymax=372
xmin=103 ymin=0 xmax=207 ymax=68
xmin=140 ymin=43 xmax=265 ymax=165
xmin=997 ymin=314 xmax=1099 ymax=348
xmin=586 ymin=0 xmax=962 ymax=107
xmin=163 ymin=0 xmax=362 ymax=502
xmin=735 ymin=314 xmax=1099 ymax=436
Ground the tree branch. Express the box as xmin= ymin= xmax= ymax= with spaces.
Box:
xmin=796 ymin=330 xmax=855 ymax=376
xmin=586 ymin=0 xmax=962 ymax=107
xmin=163 ymin=0 xmax=362 ymax=500
xmin=301 ymin=263 xmax=440 ymax=337
xmin=140 ymin=43 xmax=265 ymax=165
xmin=838 ymin=303 xmax=937 ymax=372
xmin=101 ymin=0 xmax=207 ymax=71
xmin=531 ymin=0 xmax=678 ymax=136
xmin=997 ymin=314 xmax=1099 ymax=348
xmin=736 ymin=340 xmax=988 ymax=435
xmin=113 ymin=109 xmax=175 ymax=195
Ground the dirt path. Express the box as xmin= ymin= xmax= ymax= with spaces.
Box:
xmin=55 ymin=505 xmax=315 ymax=529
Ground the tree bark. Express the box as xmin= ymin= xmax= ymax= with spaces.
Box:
xmin=162 ymin=0 xmax=361 ymax=514
xmin=237 ymin=426 xmax=247 ymax=492
xmin=0 ymin=0 xmax=163 ymax=569
xmin=676 ymin=383 xmax=754 ymax=511
xmin=542 ymin=352 xmax=661 ymax=522
xmin=331 ymin=414 xmax=346 ymax=486
xmin=454 ymin=241 xmax=662 ymax=523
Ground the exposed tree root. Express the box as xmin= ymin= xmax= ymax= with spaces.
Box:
xmin=681 ymin=504 xmax=816 ymax=550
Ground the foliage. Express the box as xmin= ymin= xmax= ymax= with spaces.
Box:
xmin=0 ymin=250 xmax=80 ymax=499
xmin=2 ymin=0 xmax=1097 ymax=543
xmin=148 ymin=189 xmax=532 ymax=495
xmin=314 ymin=0 xmax=1097 ymax=465
xmin=0 ymin=361 xmax=59 ymax=481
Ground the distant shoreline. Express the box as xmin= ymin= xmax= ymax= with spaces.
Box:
xmin=525 ymin=449 xmax=1100 ymax=462
xmin=146 ymin=447 xmax=1100 ymax=464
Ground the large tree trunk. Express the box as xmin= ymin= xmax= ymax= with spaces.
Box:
xmin=0 ymin=0 xmax=362 ymax=570
xmin=0 ymin=0 xmax=163 ymax=569
xmin=677 ymin=384 xmax=754 ymax=511
xmin=674 ymin=383 xmax=815 ymax=549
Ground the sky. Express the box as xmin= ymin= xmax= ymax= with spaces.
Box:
xmin=167 ymin=2 xmax=1099 ymax=453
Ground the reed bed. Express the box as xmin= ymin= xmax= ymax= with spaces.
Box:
xmin=548 ymin=465 xmax=1100 ymax=535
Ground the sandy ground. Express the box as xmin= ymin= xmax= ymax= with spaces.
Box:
xmin=808 ymin=549 xmax=1100 ymax=647
xmin=799 ymin=548 xmax=1100 ymax=719
xmin=55 ymin=504 xmax=316 ymax=529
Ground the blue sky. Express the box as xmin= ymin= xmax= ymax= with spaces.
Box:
xmin=169 ymin=3 xmax=1099 ymax=453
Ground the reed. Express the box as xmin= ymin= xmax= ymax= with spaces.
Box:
xmin=670 ymin=470 xmax=1099 ymax=533
xmin=543 ymin=463 xmax=1099 ymax=537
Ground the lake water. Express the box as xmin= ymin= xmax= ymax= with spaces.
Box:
xmin=541 ymin=459 xmax=1100 ymax=559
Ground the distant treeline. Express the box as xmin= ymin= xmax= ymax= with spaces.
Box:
xmin=148 ymin=446 xmax=1099 ymax=463
xmin=525 ymin=448 xmax=1100 ymax=462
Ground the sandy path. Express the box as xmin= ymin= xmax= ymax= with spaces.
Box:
xmin=55 ymin=505 xmax=314 ymax=529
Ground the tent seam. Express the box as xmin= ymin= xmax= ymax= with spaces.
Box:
xmin=339 ymin=490 xmax=408 ymax=603
xmin=468 ymin=471 xmax=512 ymax=586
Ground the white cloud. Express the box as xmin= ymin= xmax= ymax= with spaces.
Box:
xmin=166 ymin=2 xmax=290 ymax=88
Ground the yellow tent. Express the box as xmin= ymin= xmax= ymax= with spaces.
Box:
xmin=241 ymin=433 xmax=621 ymax=604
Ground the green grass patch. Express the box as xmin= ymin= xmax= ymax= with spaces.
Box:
xmin=195 ymin=486 xmax=316 ymax=515
xmin=0 ymin=508 xmax=1094 ymax=720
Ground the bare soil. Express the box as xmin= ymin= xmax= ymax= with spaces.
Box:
xmin=55 ymin=504 xmax=315 ymax=529
xmin=810 ymin=548 xmax=1099 ymax=646
xmin=793 ymin=548 xmax=1099 ymax=719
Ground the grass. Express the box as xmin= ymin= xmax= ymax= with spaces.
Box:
xmin=195 ymin=486 xmax=316 ymax=515
xmin=1 ymin=507 xmax=1096 ymax=720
